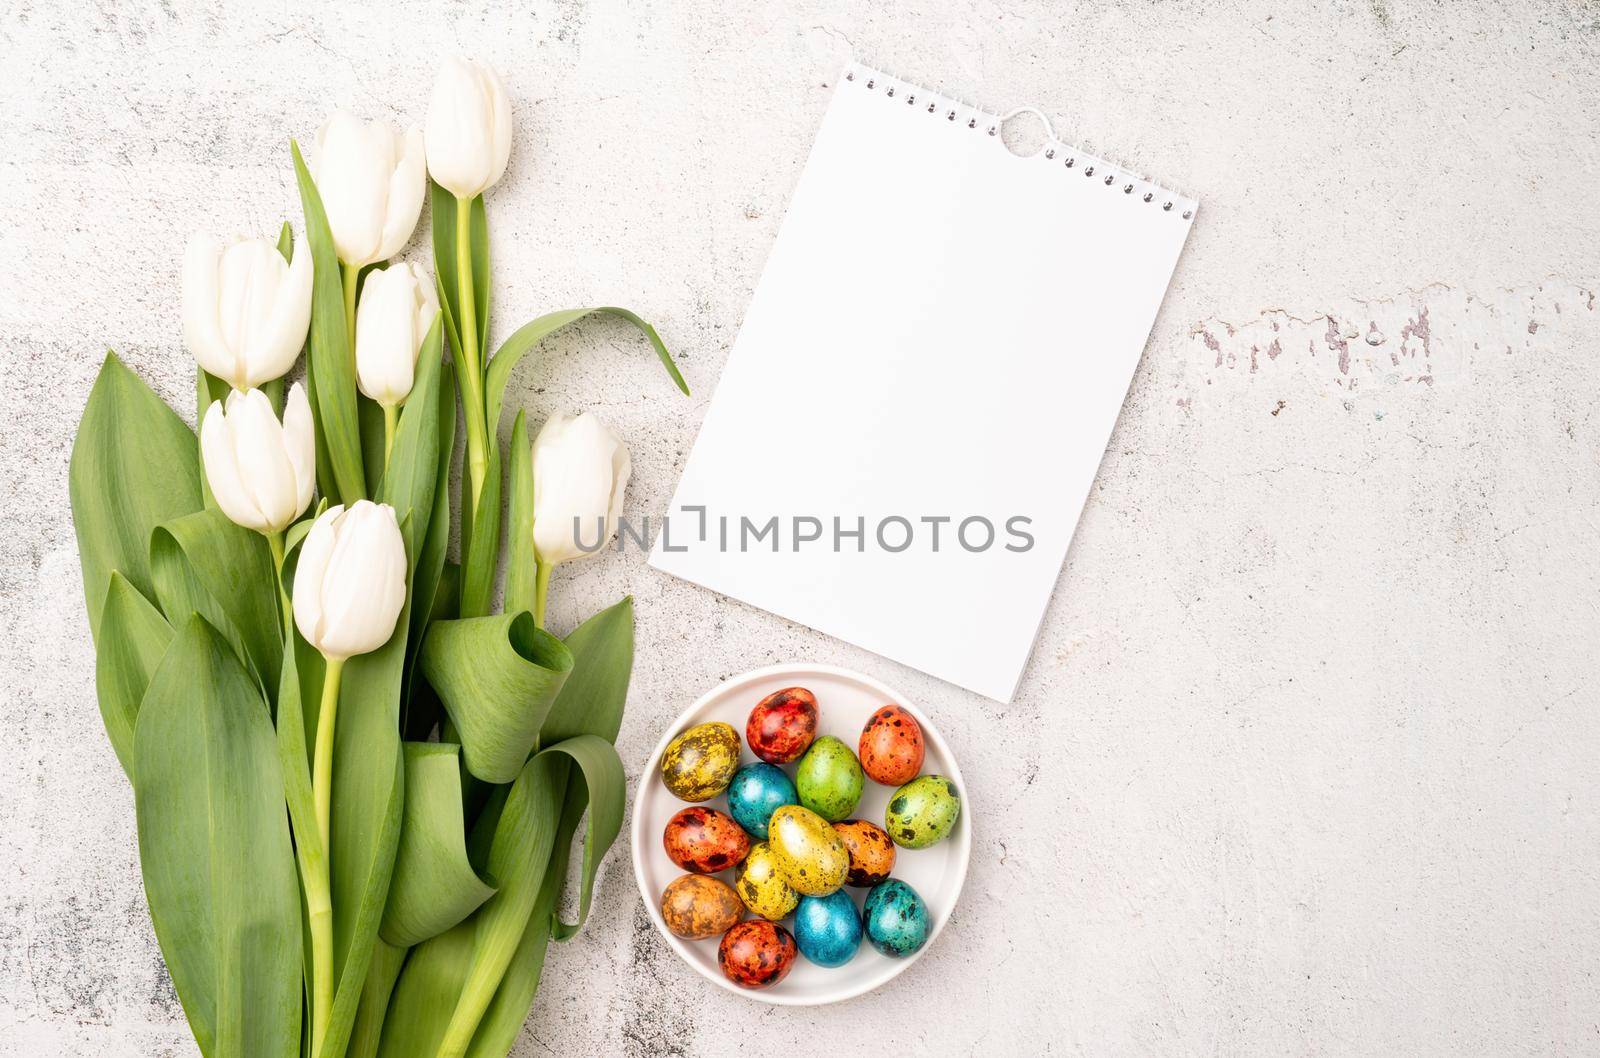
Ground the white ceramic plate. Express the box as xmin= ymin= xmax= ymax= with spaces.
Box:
xmin=631 ymin=664 xmax=971 ymax=1006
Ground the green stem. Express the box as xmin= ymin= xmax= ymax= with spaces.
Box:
xmin=533 ymin=561 xmax=552 ymax=629
xmin=342 ymin=262 xmax=360 ymax=363
xmin=383 ymin=403 xmax=398 ymax=465
xmin=265 ymin=530 xmax=292 ymax=641
xmin=304 ymin=848 xmax=334 ymax=1058
xmin=307 ymin=654 xmax=345 ymax=1054
xmin=455 ymin=194 xmax=490 ymax=513
xmin=312 ymin=657 xmax=345 ymax=857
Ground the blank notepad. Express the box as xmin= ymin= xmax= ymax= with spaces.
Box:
xmin=651 ymin=63 xmax=1196 ymax=701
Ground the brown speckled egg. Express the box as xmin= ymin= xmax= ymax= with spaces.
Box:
xmin=858 ymin=704 xmax=925 ymax=786
xmin=663 ymin=806 xmax=751 ymax=875
xmin=833 ymin=819 xmax=897 ymax=887
xmin=660 ymin=722 xmax=741 ymax=801
xmin=746 ymin=687 xmax=818 ymax=764
xmin=661 ymin=874 xmax=744 ymax=940
xmin=717 ymin=920 xmax=797 ymax=989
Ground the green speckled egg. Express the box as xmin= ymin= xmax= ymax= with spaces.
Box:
xmin=885 ymin=774 xmax=961 ymax=849
xmin=659 ymin=722 xmax=740 ymax=802
xmin=794 ymin=736 xmax=864 ymax=822
xmin=734 ymin=842 xmax=800 ymax=920
xmin=768 ymin=805 xmax=850 ymax=896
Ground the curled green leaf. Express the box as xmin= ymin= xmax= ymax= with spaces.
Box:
xmin=420 ymin=613 xmax=573 ymax=784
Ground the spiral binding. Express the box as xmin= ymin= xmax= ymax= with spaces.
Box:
xmin=842 ymin=65 xmax=1195 ymax=222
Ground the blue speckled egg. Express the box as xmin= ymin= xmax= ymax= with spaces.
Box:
xmin=863 ymin=879 xmax=930 ymax=958
xmin=793 ymin=891 xmax=863 ymax=968
xmin=726 ymin=763 xmax=799 ymax=840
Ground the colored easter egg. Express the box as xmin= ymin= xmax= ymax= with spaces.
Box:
xmin=793 ymin=891 xmax=863 ymax=968
xmin=768 ymin=804 xmax=850 ymax=897
xmin=863 ymin=879 xmax=931 ymax=958
xmin=885 ymin=774 xmax=961 ymax=850
xmin=745 ymin=687 xmax=818 ymax=764
xmin=660 ymin=874 xmax=744 ymax=940
xmin=733 ymin=842 xmax=800 ymax=920
xmin=858 ymin=703 xmax=926 ymax=786
xmin=794 ymin=735 xmax=864 ymax=822
xmin=663 ymin=806 xmax=750 ymax=874
xmin=660 ymin=721 xmax=740 ymax=802
xmin=832 ymin=819 xmax=897 ymax=887
xmin=717 ymin=919 xmax=797 ymax=989
xmin=726 ymin=762 xmax=799 ymax=840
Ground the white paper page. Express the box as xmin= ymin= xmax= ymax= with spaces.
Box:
xmin=651 ymin=64 xmax=1195 ymax=701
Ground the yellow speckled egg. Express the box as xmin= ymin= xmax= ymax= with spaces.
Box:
xmin=768 ymin=805 xmax=850 ymax=897
xmin=660 ymin=722 xmax=740 ymax=802
xmin=734 ymin=842 xmax=800 ymax=921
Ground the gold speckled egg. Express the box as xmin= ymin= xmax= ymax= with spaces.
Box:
xmin=734 ymin=842 xmax=800 ymax=921
xmin=660 ymin=722 xmax=740 ymax=802
xmin=768 ymin=805 xmax=850 ymax=897
xmin=661 ymin=874 xmax=744 ymax=940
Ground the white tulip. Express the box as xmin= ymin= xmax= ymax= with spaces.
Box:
xmin=424 ymin=56 xmax=512 ymax=200
xmin=183 ymin=233 xmax=313 ymax=390
xmin=292 ymin=501 xmax=408 ymax=661
xmin=200 ymin=383 xmax=316 ymax=535
xmin=354 ymin=262 xmax=440 ymax=407
xmin=315 ymin=110 xmax=427 ymax=267
xmin=531 ymin=412 xmax=631 ymax=567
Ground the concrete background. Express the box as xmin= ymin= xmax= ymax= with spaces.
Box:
xmin=3 ymin=1 xmax=1598 ymax=1054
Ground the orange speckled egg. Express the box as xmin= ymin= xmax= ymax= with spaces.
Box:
xmin=858 ymin=704 xmax=925 ymax=786
xmin=833 ymin=819 xmax=897 ymax=887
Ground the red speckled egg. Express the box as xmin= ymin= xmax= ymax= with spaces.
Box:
xmin=663 ymin=806 xmax=751 ymax=875
xmin=717 ymin=920 xmax=797 ymax=989
xmin=858 ymin=704 xmax=925 ymax=786
xmin=746 ymin=687 xmax=819 ymax=765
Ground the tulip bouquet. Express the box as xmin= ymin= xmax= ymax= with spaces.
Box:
xmin=69 ymin=57 xmax=686 ymax=1058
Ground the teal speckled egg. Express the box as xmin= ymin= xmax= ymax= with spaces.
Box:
xmin=884 ymin=774 xmax=961 ymax=849
xmin=794 ymin=735 xmax=864 ymax=822
xmin=863 ymin=879 xmax=930 ymax=958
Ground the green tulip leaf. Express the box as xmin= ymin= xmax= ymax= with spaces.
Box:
xmin=540 ymin=596 xmax=633 ymax=746
xmin=484 ymin=307 xmax=689 ymax=440
xmin=347 ymin=938 xmax=407 ymax=1058
xmin=419 ymin=613 xmax=574 ymax=783
xmin=458 ymin=441 xmax=501 ymax=620
xmin=435 ymin=750 xmax=566 ymax=1057
xmin=466 ymin=604 xmax=636 ymax=1051
xmin=379 ymin=317 xmax=444 ymax=560
xmin=319 ymin=629 xmax=406 ymax=1058
xmin=376 ymin=919 xmax=475 ymax=1058
xmin=133 ymin=615 xmax=301 ymax=1058
xmin=70 ymin=352 xmax=203 ymax=640
xmin=93 ymin=571 xmax=174 ymax=778
xmin=150 ymin=508 xmax=282 ymax=698
xmin=291 ymin=139 xmax=365 ymax=506
xmin=544 ymin=736 xmax=626 ymax=942
xmin=503 ymin=410 xmax=536 ymax=616
xmin=381 ymin=743 xmax=496 ymax=949
xmin=405 ymin=342 xmax=456 ymax=703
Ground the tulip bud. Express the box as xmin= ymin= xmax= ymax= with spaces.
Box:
xmin=292 ymin=500 xmax=408 ymax=660
xmin=530 ymin=412 xmax=631 ymax=567
xmin=424 ymin=56 xmax=512 ymax=200
xmin=200 ymin=383 xmax=316 ymax=534
xmin=354 ymin=262 xmax=440 ymax=407
xmin=315 ymin=110 xmax=427 ymax=267
xmin=183 ymin=233 xmax=313 ymax=390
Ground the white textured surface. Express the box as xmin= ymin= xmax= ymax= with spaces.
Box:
xmin=2 ymin=2 xmax=1598 ymax=1055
